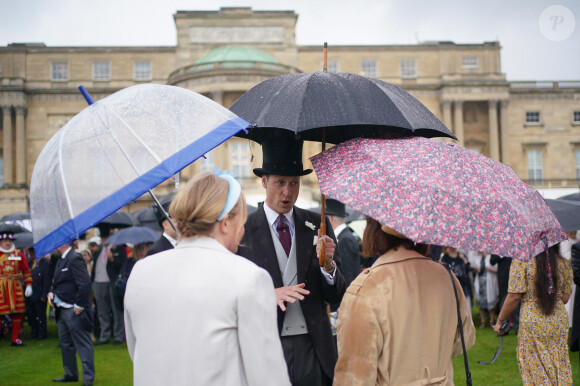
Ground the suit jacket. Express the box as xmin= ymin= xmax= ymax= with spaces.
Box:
xmin=336 ymin=225 xmax=362 ymax=288
xmin=52 ymin=250 xmax=91 ymax=309
xmin=90 ymin=244 xmax=127 ymax=282
xmin=31 ymin=258 xmax=51 ymax=302
xmin=145 ymin=235 xmax=174 ymax=257
xmin=237 ymin=205 xmax=346 ymax=379
xmin=124 ymin=237 xmax=290 ymax=386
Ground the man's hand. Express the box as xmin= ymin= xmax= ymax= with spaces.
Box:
xmin=275 ymin=283 xmax=310 ymax=311
xmin=47 ymin=292 xmax=54 ymax=307
xmin=73 ymin=306 xmax=83 ymax=316
xmin=317 ymin=232 xmax=336 ymax=272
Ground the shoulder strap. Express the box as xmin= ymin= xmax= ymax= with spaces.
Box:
xmin=442 ymin=262 xmax=472 ymax=386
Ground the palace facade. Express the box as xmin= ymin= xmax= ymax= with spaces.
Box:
xmin=1 ymin=7 xmax=579 ymax=214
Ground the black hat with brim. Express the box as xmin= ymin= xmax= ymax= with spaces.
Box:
xmin=325 ymin=198 xmax=347 ymax=217
xmin=253 ymin=132 xmax=313 ymax=177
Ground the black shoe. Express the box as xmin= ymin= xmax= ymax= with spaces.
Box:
xmin=83 ymin=381 xmax=93 ymax=386
xmin=53 ymin=375 xmax=78 ymax=382
xmin=112 ymin=340 xmax=124 ymax=345
xmin=11 ymin=339 xmax=26 ymax=347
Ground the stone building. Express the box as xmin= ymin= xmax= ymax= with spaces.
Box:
xmin=0 ymin=7 xmax=579 ymax=215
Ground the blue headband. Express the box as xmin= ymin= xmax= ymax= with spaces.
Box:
xmin=215 ymin=168 xmax=242 ymax=221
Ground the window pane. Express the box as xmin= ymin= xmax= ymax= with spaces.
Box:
xmin=134 ymin=61 xmax=152 ymax=81
xmin=0 ymin=158 xmax=3 ymax=186
xmin=51 ymin=62 xmax=68 ymax=81
xmin=462 ymin=56 xmax=479 ymax=68
xmin=231 ymin=142 xmax=250 ymax=178
xmin=527 ymin=150 xmax=542 ymax=182
xmin=401 ymin=59 xmax=416 ymax=78
xmin=574 ymin=111 xmax=580 ymax=123
xmin=327 ymin=60 xmax=338 ymax=73
xmin=576 ymin=149 xmax=580 ymax=181
xmin=200 ymin=151 xmax=214 ymax=173
xmin=93 ymin=62 xmax=110 ymax=81
xmin=361 ymin=60 xmax=377 ymax=78
xmin=525 ymin=112 xmax=540 ymax=123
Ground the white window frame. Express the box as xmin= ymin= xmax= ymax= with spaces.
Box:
xmin=462 ymin=56 xmax=479 ymax=68
xmin=200 ymin=151 xmax=214 ymax=173
xmin=527 ymin=149 xmax=543 ymax=182
xmin=134 ymin=61 xmax=152 ymax=81
xmin=361 ymin=60 xmax=377 ymax=78
xmin=327 ymin=60 xmax=338 ymax=73
xmin=230 ymin=142 xmax=250 ymax=178
xmin=92 ymin=61 xmax=111 ymax=81
xmin=51 ymin=62 xmax=69 ymax=82
xmin=525 ymin=111 xmax=541 ymax=124
xmin=400 ymin=59 xmax=417 ymax=78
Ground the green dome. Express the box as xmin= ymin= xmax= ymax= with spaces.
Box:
xmin=195 ymin=46 xmax=279 ymax=65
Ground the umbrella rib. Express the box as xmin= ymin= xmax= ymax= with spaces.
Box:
xmin=57 ymin=124 xmax=77 ymax=233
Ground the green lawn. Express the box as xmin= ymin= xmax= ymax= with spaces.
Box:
xmin=0 ymin=312 xmax=578 ymax=385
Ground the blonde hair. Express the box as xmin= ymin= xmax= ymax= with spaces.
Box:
xmin=169 ymin=172 xmax=247 ymax=238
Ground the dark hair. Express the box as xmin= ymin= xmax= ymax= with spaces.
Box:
xmin=535 ymin=246 xmax=559 ymax=315
xmin=362 ymin=217 xmax=428 ymax=257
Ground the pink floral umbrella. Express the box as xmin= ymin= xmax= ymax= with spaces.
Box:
xmin=310 ymin=137 xmax=566 ymax=261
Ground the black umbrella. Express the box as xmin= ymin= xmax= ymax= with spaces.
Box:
xmin=546 ymin=199 xmax=580 ymax=232
xmin=106 ymin=226 xmax=160 ymax=246
xmin=230 ymin=71 xmax=456 ymax=144
xmin=14 ymin=233 xmax=34 ymax=249
xmin=0 ymin=212 xmax=31 ymax=222
xmin=558 ymin=192 xmax=580 ymax=201
xmin=131 ymin=207 xmax=162 ymax=232
xmin=98 ymin=211 xmax=134 ymax=228
xmin=0 ymin=223 xmax=31 ymax=235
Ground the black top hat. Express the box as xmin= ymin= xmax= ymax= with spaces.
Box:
xmin=154 ymin=194 xmax=175 ymax=226
xmin=253 ymin=132 xmax=313 ymax=177
xmin=325 ymin=198 xmax=347 ymax=217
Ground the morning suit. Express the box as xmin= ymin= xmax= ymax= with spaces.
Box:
xmin=145 ymin=234 xmax=175 ymax=256
xmin=335 ymin=224 xmax=361 ymax=288
xmin=52 ymin=248 xmax=94 ymax=383
xmin=238 ymin=204 xmax=346 ymax=383
xmin=124 ymin=237 xmax=290 ymax=386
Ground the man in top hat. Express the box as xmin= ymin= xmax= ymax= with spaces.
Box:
xmin=325 ymin=198 xmax=361 ymax=289
xmin=238 ymin=133 xmax=346 ymax=386
xmin=146 ymin=197 xmax=178 ymax=257
xmin=0 ymin=227 xmax=33 ymax=346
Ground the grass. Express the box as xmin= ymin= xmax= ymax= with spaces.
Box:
xmin=0 ymin=310 xmax=578 ymax=385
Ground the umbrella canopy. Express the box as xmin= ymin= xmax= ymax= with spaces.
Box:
xmin=30 ymin=83 xmax=249 ymax=257
xmin=558 ymin=192 xmax=580 ymax=201
xmin=98 ymin=211 xmax=134 ymax=228
xmin=14 ymin=233 xmax=34 ymax=249
xmin=545 ymin=199 xmax=580 ymax=232
xmin=131 ymin=207 xmax=162 ymax=232
xmin=230 ymin=71 xmax=456 ymax=144
xmin=0 ymin=223 xmax=31 ymax=235
xmin=105 ymin=226 xmax=160 ymax=247
xmin=310 ymin=137 xmax=566 ymax=261
xmin=0 ymin=212 xmax=31 ymax=222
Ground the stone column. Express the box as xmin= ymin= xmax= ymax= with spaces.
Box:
xmin=499 ymin=100 xmax=509 ymax=164
xmin=488 ymin=100 xmax=500 ymax=161
xmin=210 ymin=90 xmax=224 ymax=106
xmin=441 ymin=100 xmax=453 ymax=134
xmin=453 ymin=101 xmax=464 ymax=147
xmin=1 ymin=106 xmax=13 ymax=186
xmin=14 ymin=106 xmax=27 ymax=186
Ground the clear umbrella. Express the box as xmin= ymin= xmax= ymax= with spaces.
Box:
xmin=30 ymin=84 xmax=249 ymax=257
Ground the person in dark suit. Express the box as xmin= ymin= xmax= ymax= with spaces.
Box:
xmin=238 ymin=135 xmax=346 ymax=386
xmin=48 ymin=243 xmax=94 ymax=385
xmin=326 ymin=199 xmax=361 ymax=288
xmin=30 ymin=253 xmax=51 ymax=340
xmin=90 ymin=226 xmax=126 ymax=345
xmin=146 ymin=198 xmax=177 ymax=256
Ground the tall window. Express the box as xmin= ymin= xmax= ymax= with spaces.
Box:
xmin=0 ymin=156 xmax=3 ymax=186
xmin=574 ymin=111 xmax=580 ymax=123
xmin=200 ymin=151 xmax=214 ymax=173
xmin=93 ymin=61 xmax=110 ymax=81
xmin=462 ymin=56 xmax=479 ymax=68
xmin=525 ymin=111 xmax=541 ymax=124
xmin=231 ymin=142 xmax=250 ymax=178
xmin=327 ymin=60 xmax=338 ymax=73
xmin=361 ymin=60 xmax=377 ymax=78
xmin=51 ymin=62 xmax=68 ymax=81
xmin=134 ymin=61 xmax=152 ymax=81
xmin=400 ymin=59 xmax=417 ymax=78
xmin=576 ymin=149 xmax=580 ymax=181
xmin=527 ymin=149 xmax=543 ymax=182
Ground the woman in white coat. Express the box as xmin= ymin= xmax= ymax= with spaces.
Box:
xmin=124 ymin=172 xmax=291 ymax=386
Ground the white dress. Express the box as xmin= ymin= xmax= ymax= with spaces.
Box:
xmin=124 ymin=236 xmax=290 ymax=386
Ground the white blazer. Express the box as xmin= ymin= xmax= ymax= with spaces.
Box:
xmin=124 ymin=236 xmax=290 ymax=386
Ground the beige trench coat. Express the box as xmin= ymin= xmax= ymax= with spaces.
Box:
xmin=334 ymin=248 xmax=476 ymax=386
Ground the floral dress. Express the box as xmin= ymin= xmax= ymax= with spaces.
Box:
xmin=508 ymin=257 xmax=573 ymax=385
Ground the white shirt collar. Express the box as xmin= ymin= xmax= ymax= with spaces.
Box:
xmin=163 ymin=232 xmax=178 ymax=247
xmin=263 ymin=202 xmax=294 ymax=228
xmin=61 ymin=247 xmax=72 ymax=259
xmin=334 ymin=223 xmax=348 ymax=236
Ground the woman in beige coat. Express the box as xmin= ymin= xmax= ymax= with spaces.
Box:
xmin=334 ymin=219 xmax=476 ymax=385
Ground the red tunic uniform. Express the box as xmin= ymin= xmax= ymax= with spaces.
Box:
xmin=0 ymin=249 xmax=32 ymax=315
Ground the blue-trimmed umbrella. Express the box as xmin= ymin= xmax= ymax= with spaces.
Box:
xmin=30 ymin=84 xmax=249 ymax=257
xmin=106 ymin=226 xmax=160 ymax=247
